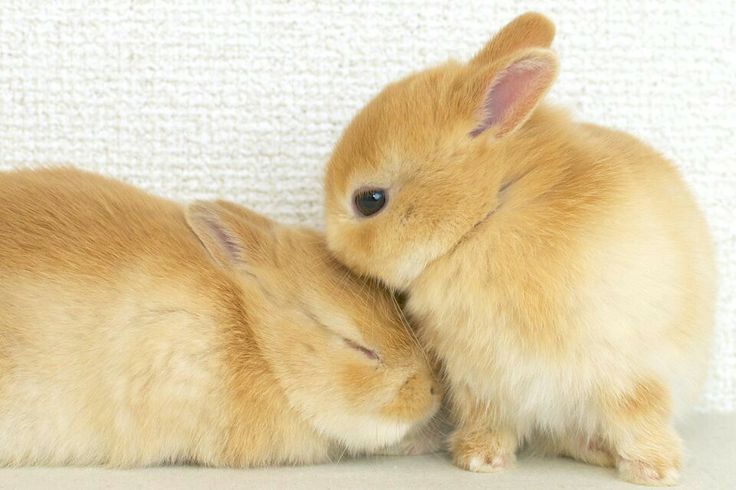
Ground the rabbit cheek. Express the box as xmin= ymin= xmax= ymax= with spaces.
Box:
xmin=337 ymin=363 xmax=388 ymax=409
xmin=380 ymin=372 xmax=440 ymax=423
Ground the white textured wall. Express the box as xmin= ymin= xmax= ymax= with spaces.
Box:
xmin=0 ymin=1 xmax=733 ymax=411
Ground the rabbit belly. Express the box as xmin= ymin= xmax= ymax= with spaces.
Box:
xmin=410 ymin=210 xmax=714 ymax=443
xmin=415 ymin=293 xmax=706 ymax=444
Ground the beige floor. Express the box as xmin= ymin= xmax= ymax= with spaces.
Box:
xmin=0 ymin=414 xmax=733 ymax=489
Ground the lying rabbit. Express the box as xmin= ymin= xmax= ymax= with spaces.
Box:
xmin=0 ymin=167 xmax=439 ymax=467
xmin=323 ymin=12 xmax=715 ymax=486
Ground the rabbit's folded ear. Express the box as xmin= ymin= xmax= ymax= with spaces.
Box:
xmin=185 ymin=201 xmax=275 ymax=269
xmin=211 ymin=200 xmax=275 ymax=231
xmin=465 ymin=48 xmax=558 ymax=139
xmin=470 ymin=12 xmax=556 ymax=67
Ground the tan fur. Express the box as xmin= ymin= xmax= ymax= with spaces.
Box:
xmin=323 ymin=12 xmax=715 ymax=486
xmin=0 ymin=167 xmax=439 ymax=467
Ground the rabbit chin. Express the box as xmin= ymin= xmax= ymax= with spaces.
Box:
xmin=311 ymin=412 xmax=413 ymax=453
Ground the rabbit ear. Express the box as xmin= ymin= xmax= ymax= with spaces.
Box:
xmin=210 ymin=200 xmax=275 ymax=231
xmin=186 ymin=201 xmax=275 ymax=269
xmin=467 ymin=48 xmax=558 ymax=139
xmin=470 ymin=12 xmax=555 ymax=67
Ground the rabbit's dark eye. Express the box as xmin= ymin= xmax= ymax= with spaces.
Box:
xmin=353 ymin=189 xmax=387 ymax=217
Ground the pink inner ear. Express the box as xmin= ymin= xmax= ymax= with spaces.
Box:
xmin=470 ymin=58 xmax=552 ymax=138
xmin=203 ymin=215 xmax=241 ymax=263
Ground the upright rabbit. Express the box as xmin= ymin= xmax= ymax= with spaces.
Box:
xmin=0 ymin=167 xmax=439 ymax=467
xmin=323 ymin=12 xmax=715 ymax=486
